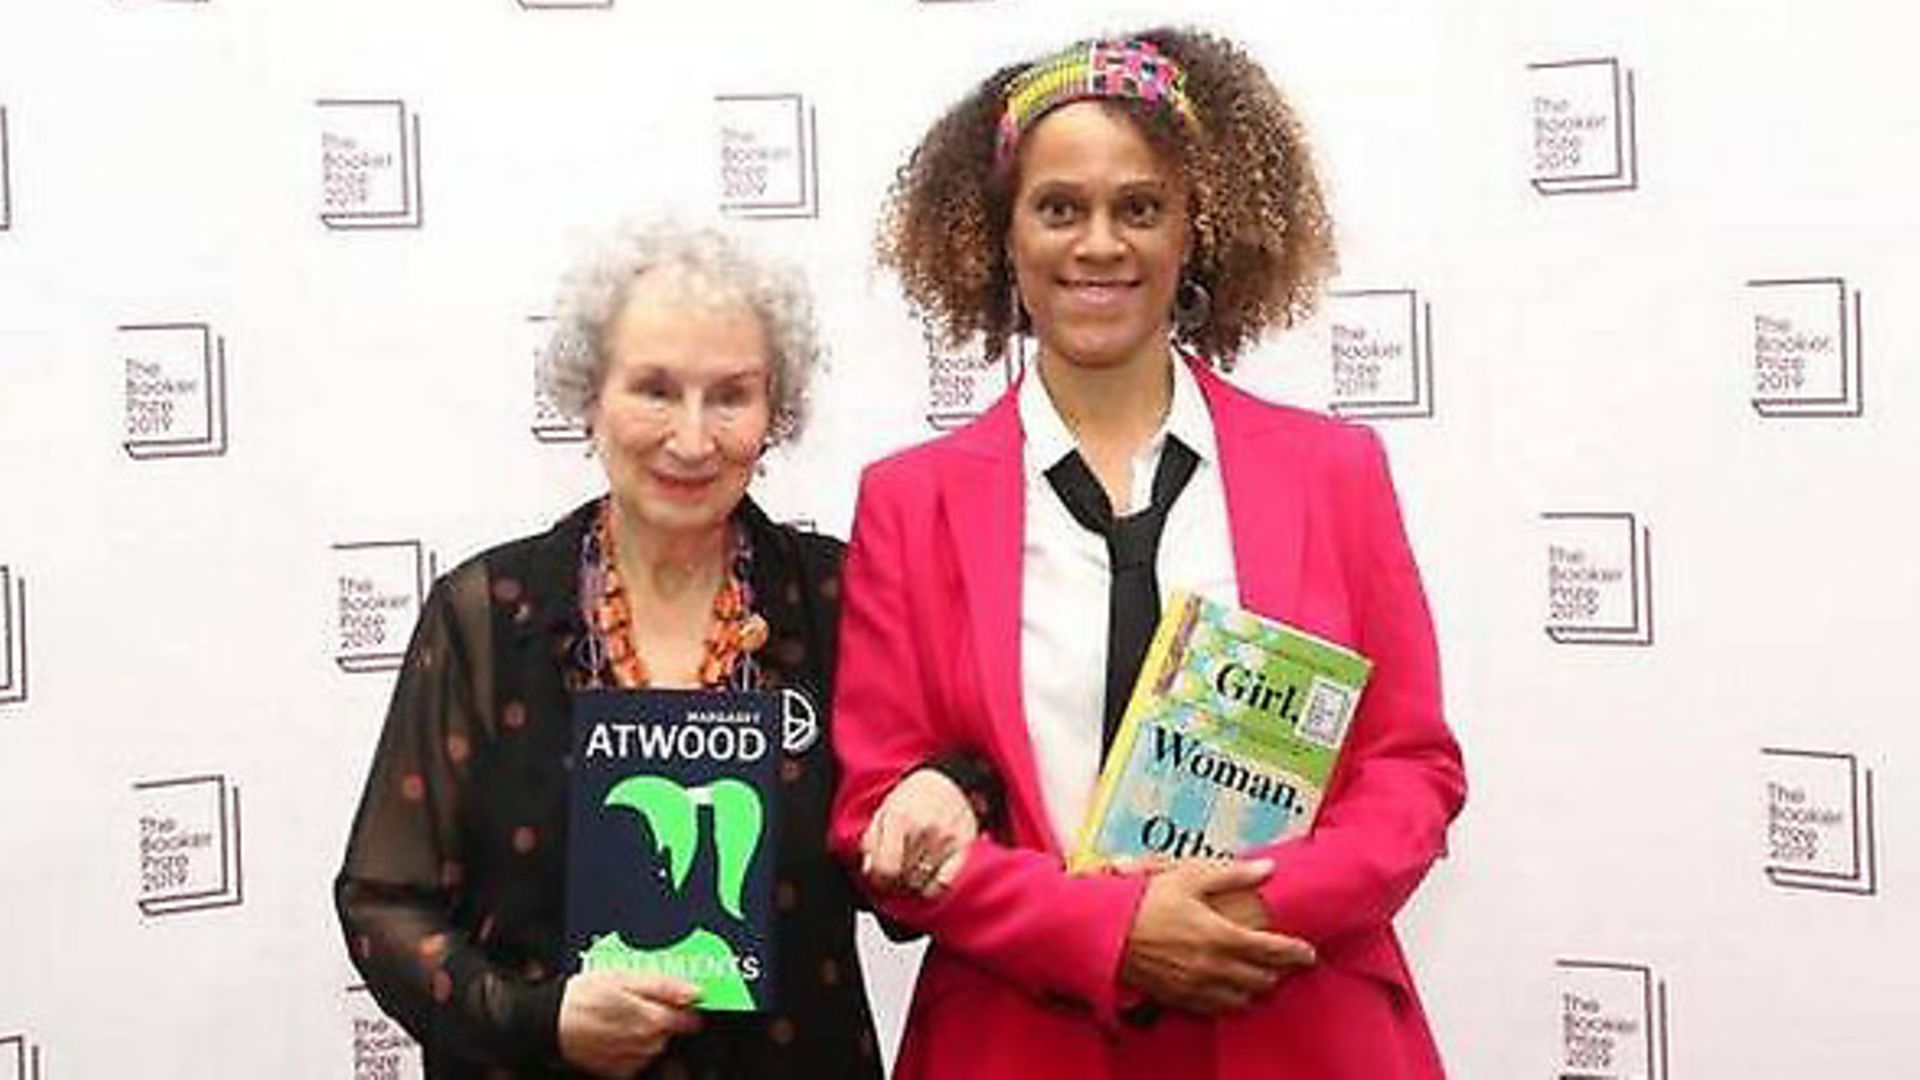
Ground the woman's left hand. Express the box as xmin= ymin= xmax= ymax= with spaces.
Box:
xmin=1207 ymin=885 xmax=1271 ymax=931
xmin=861 ymin=768 xmax=978 ymax=897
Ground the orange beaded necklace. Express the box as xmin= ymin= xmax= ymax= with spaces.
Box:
xmin=588 ymin=503 xmax=768 ymax=691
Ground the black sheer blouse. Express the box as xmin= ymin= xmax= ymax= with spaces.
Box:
xmin=335 ymin=498 xmax=883 ymax=1079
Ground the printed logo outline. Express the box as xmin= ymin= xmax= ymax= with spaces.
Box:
xmin=120 ymin=322 xmax=231 ymax=459
xmin=1761 ymin=747 xmax=1878 ymax=896
xmin=345 ymin=984 xmax=422 ymax=1076
xmin=333 ymin=539 xmax=436 ymax=673
xmin=1529 ymin=57 xmax=1640 ymax=196
xmin=317 ymin=98 xmax=425 ymax=230
xmin=1747 ymin=277 xmax=1864 ymax=419
xmin=527 ymin=314 xmax=587 ymax=444
xmin=926 ymin=337 xmax=1030 ymax=431
xmin=716 ymin=92 xmax=819 ymax=220
xmin=0 ymin=566 xmax=26 ymax=706
xmin=1326 ymin=287 xmax=1436 ymax=420
xmin=1542 ymin=511 xmax=1654 ymax=647
xmin=1 ymin=105 xmax=12 ymax=232
xmin=132 ymin=773 xmax=245 ymax=916
xmin=0 ymin=1033 xmax=42 ymax=1080
xmin=1554 ymin=957 xmax=1670 ymax=1080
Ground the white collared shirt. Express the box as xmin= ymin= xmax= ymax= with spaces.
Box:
xmin=1017 ymin=357 xmax=1239 ymax=850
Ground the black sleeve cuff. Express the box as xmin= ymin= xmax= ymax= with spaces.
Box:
xmin=925 ymin=750 xmax=1009 ymax=840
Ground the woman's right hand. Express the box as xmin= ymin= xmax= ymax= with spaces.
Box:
xmin=558 ymin=970 xmax=703 ymax=1078
xmin=861 ymin=767 xmax=980 ymax=897
xmin=1118 ymin=859 xmax=1317 ymax=1015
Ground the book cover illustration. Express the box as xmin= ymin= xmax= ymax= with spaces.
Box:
xmin=1071 ymin=592 xmax=1372 ymax=871
xmin=565 ymin=689 xmax=780 ymax=1011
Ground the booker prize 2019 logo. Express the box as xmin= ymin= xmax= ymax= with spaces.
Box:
xmin=526 ymin=314 xmax=585 ymax=444
xmin=716 ymin=94 xmax=818 ymax=220
xmin=0 ymin=1033 xmax=42 ymax=1080
xmin=926 ymin=337 xmax=1028 ymax=432
xmin=133 ymin=773 xmax=244 ymax=916
xmin=1326 ymin=288 xmax=1435 ymax=420
xmin=1746 ymin=277 xmax=1864 ymax=418
xmin=1761 ymin=747 xmax=1878 ymax=896
xmin=1555 ymin=959 xmax=1669 ymax=1080
xmin=1529 ymin=58 xmax=1639 ymax=195
xmin=1542 ymin=512 xmax=1654 ymax=646
xmin=0 ymin=565 xmax=26 ymax=708
xmin=345 ymin=985 xmax=422 ymax=1079
xmin=121 ymin=322 xmax=230 ymax=458
xmin=318 ymin=99 xmax=424 ymax=230
xmin=335 ymin=540 xmax=435 ymax=673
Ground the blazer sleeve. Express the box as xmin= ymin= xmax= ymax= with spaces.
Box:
xmin=828 ymin=462 xmax=1150 ymax=1024
xmin=1249 ymin=427 xmax=1466 ymax=948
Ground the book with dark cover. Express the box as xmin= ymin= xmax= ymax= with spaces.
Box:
xmin=565 ymin=689 xmax=780 ymax=1012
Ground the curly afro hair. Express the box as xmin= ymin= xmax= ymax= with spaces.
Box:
xmin=877 ymin=27 xmax=1337 ymax=366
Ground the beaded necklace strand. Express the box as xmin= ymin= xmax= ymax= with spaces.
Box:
xmin=586 ymin=502 xmax=768 ymax=691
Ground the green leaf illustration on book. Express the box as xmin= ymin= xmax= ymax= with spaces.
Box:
xmin=579 ymin=776 xmax=765 ymax=1009
xmin=566 ymin=690 xmax=781 ymax=1011
xmin=605 ymin=776 xmax=763 ymax=920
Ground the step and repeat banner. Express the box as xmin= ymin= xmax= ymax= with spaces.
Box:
xmin=2 ymin=1 xmax=1914 ymax=1077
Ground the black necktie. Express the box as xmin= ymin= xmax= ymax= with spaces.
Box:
xmin=1044 ymin=436 xmax=1199 ymax=755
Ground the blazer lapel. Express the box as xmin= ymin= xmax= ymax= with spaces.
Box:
xmin=1192 ymin=360 xmax=1307 ymax=626
xmin=936 ymin=395 xmax=1060 ymax=852
xmin=930 ymin=365 xmax=1312 ymax=854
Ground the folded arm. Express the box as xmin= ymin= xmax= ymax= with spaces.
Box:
xmin=828 ymin=467 xmax=1149 ymax=1021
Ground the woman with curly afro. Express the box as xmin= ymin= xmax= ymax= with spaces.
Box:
xmin=829 ymin=27 xmax=1466 ymax=1080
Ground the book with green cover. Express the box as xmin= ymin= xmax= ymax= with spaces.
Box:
xmin=1069 ymin=591 xmax=1372 ymax=872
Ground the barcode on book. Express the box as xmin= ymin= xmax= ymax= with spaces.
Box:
xmin=1296 ymin=677 xmax=1354 ymax=750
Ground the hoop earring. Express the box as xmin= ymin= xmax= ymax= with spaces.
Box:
xmin=1173 ymin=277 xmax=1212 ymax=337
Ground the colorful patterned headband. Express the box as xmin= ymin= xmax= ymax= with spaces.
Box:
xmin=994 ymin=39 xmax=1199 ymax=172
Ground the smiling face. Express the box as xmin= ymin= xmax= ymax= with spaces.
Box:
xmin=1007 ymin=100 xmax=1191 ymax=374
xmin=592 ymin=268 xmax=772 ymax=544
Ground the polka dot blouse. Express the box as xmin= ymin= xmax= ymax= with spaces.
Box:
xmin=336 ymin=499 xmax=884 ymax=1078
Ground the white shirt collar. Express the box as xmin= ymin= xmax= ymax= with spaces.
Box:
xmin=1164 ymin=352 xmax=1220 ymax=465
xmin=1018 ymin=351 xmax=1220 ymax=476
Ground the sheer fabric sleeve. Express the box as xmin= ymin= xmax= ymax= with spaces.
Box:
xmin=925 ymin=750 xmax=1010 ymax=840
xmin=334 ymin=570 xmax=566 ymax=1070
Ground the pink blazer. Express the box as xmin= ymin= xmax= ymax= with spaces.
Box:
xmin=829 ymin=360 xmax=1466 ymax=1079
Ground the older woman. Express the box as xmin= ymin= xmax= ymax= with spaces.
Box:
xmin=832 ymin=28 xmax=1467 ymax=1080
xmin=335 ymin=221 xmax=974 ymax=1078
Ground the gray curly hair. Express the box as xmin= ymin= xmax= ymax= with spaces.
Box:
xmin=540 ymin=220 xmax=820 ymax=444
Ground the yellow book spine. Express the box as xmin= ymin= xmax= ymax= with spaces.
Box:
xmin=1067 ymin=590 xmax=1199 ymax=873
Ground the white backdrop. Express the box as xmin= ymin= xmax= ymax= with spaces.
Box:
xmin=2 ymin=1 xmax=1916 ymax=1077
